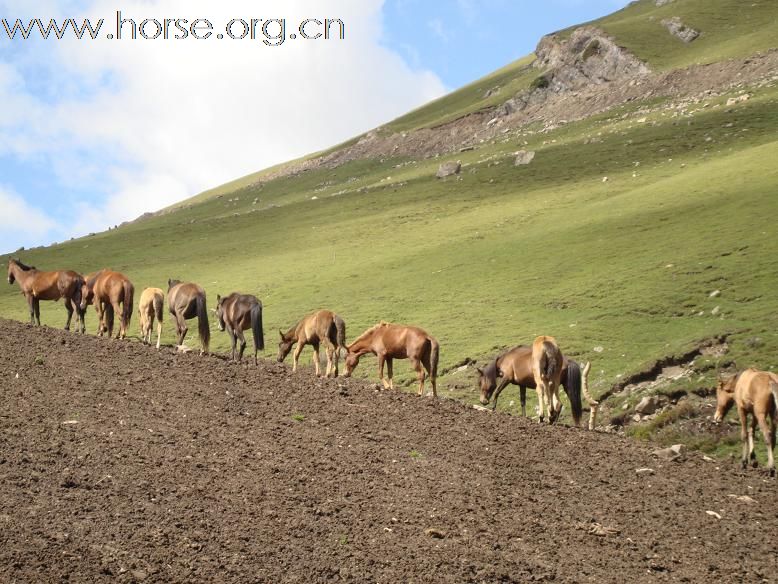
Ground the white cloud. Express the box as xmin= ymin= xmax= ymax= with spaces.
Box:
xmin=0 ymin=186 xmax=58 ymax=250
xmin=0 ymin=0 xmax=446 ymax=244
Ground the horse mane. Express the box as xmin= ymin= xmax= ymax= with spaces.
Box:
xmin=12 ymin=258 xmax=35 ymax=271
xmin=351 ymin=321 xmax=391 ymax=344
xmin=86 ymin=269 xmax=107 ymax=287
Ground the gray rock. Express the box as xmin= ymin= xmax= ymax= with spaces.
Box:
xmin=662 ymin=17 xmax=700 ymax=43
xmin=709 ymin=290 xmax=721 ymax=298
xmin=514 ymin=150 xmax=536 ymax=166
xmin=652 ymin=444 xmax=685 ymax=461
xmin=635 ymin=396 xmax=659 ymax=415
xmin=436 ymin=161 xmax=461 ymax=179
xmin=655 ymin=0 xmax=675 ymax=5
xmin=635 ymin=468 xmax=655 ymax=475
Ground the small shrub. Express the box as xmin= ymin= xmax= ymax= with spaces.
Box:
xmin=34 ymin=356 xmax=44 ymax=366
xmin=530 ymin=75 xmax=550 ymax=90
xmin=291 ymin=413 xmax=305 ymax=422
xmin=409 ymin=450 xmax=423 ymax=459
xmin=581 ymin=39 xmax=602 ymax=61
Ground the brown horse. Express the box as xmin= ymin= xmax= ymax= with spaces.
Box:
xmin=7 ymin=258 xmax=86 ymax=332
xmin=531 ymin=335 xmax=564 ymax=424
xmin=139 ymin=287 xmax=164 ymax=349
xmin=216 ymin=293 xmax=265 ymax=365
xmin=277 ymin=310 xmax=346 ymax=377
xmin=477 ymin=345 xmax=599 ymax=428
xmin=715 ymin=369 xmax=778 ymax=476
xmin=80 ymin=270 xmax=134 ymax=339
xmin=167 ymin=279 xmax=210 ymax=354
xmin=343 ymin=322 xmax=439 ymax=397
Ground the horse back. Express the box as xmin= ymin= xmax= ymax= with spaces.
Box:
xmin=737 ymin=369 xmax=777 ymax=415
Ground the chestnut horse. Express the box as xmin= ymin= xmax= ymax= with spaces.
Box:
xmin=216 ymin=293 xmax=265 ymax=365
xmin=80 ymin=269 xmax=134 ymax=339
xmin=477 ymin=345 xmax=599 ymax=428
xmin=531 ymin=335 xmax=564 ymax=424
xmin=139 ymin=287 xmax=164 ymax=349
xmin=343 ymin=322 xmax=439 ymax=397
xmin=715 ymin=369 xmax=778 ymax=476
xmin=277 ymin=309 xmax=346 ymax=377
xmin=7 ymin=258 xmax=86 ymax=332
xmin=167 ymin=279 xmax=210 ymax=354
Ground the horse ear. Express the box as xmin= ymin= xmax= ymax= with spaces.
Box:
xmin=279 ymin=329 xmax=284 ymax=338
xmin=216 ymin=294 xmax=221 ymax=302
xmin=476 ymin=367 xmax=483 ymax=375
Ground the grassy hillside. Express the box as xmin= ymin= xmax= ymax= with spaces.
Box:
xmin=2 ymin=0 xmax=777 ymax=454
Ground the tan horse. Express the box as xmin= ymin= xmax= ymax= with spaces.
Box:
xmin=277 ymin=310 xmax=346 ymax=377
xmin=80 ymin=270 xmax=134 ymax=339
xmin=167 ymin=279 xmax=210 ymax=354
xmin=7 ymin=258 xmax=86 ymax=332
xmin=343 ymin=322 xmax=439 ymax=397
xmin=531 ymin=335 xmax=564 ymax=424
xmin=216 ymin=293 xmax=265 ymax=365
xmin=139 ymin=288 xmax=164 ymax=349
xmin=715 ymin=369 xmax=778 ymax=476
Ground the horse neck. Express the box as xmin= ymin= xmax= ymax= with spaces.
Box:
xmin=9 ymin=263 xmax=35 ymax=287
xmin=284 ymin=323 xmax=299 ymax=341
xmin=349 ymin=332 xmax=377 ymax=355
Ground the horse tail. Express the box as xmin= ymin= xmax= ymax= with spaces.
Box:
xmin=154 ymin=292 xmax=164 ymax=323
xmin=197 ymin=293 xmax=210 ymax=353
xmin=542 ymin=340 xmax=558 ymax=381
xmin=251 ymin=302 xmax=265 ymax=352
xmin=429 ymin=337 xmax=440 ymax=381
xmin=335 ymin=315 xmax=347 ymax=355
xmin=770 ymin=379 xmax=778 ymax=414
xmin=123 ymin=280 xmax=134 ymax=328
xmin=565 ymin=360 xmax=583 ymax=427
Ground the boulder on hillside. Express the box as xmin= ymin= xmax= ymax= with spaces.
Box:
xmin=655 ymin=0 xmax=675 ymax=5
xmin=635 ymin=396 xmax=659 ymax=415
xmin=436 ymin=161 xmax=461 ymax=178
xmin=514 ymin=150 xmax=536 ymax=166
xmin=662 ymin=17 xmax=700 ymax=43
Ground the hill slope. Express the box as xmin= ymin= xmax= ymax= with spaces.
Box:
xmin=2 ymin=0 xmax=778 ymax=452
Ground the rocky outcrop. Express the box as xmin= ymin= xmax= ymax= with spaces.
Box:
xmin=514 ymin=150 xmax=536 ymax=166
xmin=662 ymin=17 xmax=700 ymax=43
xmin=436 ymin=161 xmax=461 ymax=178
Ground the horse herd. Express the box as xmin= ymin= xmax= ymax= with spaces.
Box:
xmin=6 ymin=258 xmax=778 ymax=475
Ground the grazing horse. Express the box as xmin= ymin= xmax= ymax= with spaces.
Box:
xmin=216 ymin=293 xmax=265 ymax=365
xmin=139 ymin=287 xmax=164 ymax=349
xmin=715 ymin=369 xmax=778 ymax=476
xmin=343 ymin=322 xmax=439 ymax=397
xmin=7 ymin=258 xmax=86 ymax=332
xmin=477 ymin=345 xmax=600 ymax=428
xmin=167 ymin=279 xmax=210 ymax=354
xmin=80 ymin=270 xmax=134 ymax=339
xmin=277 ymin=310 xmax=346 ymax=377
xmin=531 ymin=335 xmax=564 ymax=424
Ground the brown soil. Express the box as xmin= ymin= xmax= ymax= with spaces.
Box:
xmin=1 ymin=318 xmax=776 ymax=583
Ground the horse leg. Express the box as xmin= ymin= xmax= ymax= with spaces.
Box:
xmin=421 ymin=352 xmax=435 ymax=398
xmin=292 ymin=342 xmax=304 ymax=373
xmin=26 ymin=294 xmax=35 ymax=325
xmin=491 ymin=378 xmax=512 ymax=411
xmin=325 ymin=344 xmax=335 ymax=378
xmin=111 ymin=301 xmax=122 ymax=339
xmin=386 ymin=358 xmax=394 ymax=390
xmin=155 ymin=318 xmax=162 ymax=349
xmin=757 ymin=413 xmax=775 ymax=477
xmin=33 ymin=298 xmax=41 ymax=326
xmin=311 ymin=341 xmax=321 ymax=377
xmin=536 ymin=383 xmax=546 ymax=424
xmin=236 ymin=328 xmax=247 ymax=362
xmin=549 ymin=383 xmax=563 ymax=424
xmin=377 ymin=354 xmax=387 ymax=389
xmin=227 ymin=327 xmax=237 ymax=360
xmin=520 ymin=386 xmax=527 ymax=417
xmin=64 ymin=299 xmax=73 ymax=331
xmin=177 ymin=313 xmax=188 ymax=346
xmin=750 ymin=415 xmax=759 ymax=468
xmin=411 ymin=357 xmax=425 ymax=396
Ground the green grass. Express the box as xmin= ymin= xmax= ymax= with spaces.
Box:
xmin=2 ymin=1 xmax=777 ymax=445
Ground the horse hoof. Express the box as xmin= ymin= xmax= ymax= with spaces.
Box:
xmin=752 ymin=460 xmax=759 ymax=468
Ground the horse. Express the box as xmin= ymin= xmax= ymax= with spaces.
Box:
xmin=714 ymin=369 xmax=778 ymax=476
xmin=216 ymin=293 xmax=265 ymax=365
xmin=139 ymin=287 xmax=164 ymax=349
xmin=531 ymin=335 xmax=564 ymax=424
xmin=277 ymin=310 xmax=346 ymax=377
xmin=167 ymin=279 xmax=210 ymax=354
xmin=477 ymin=345 xmax=600 ymax=428
xmin=7 ymin=258 xmax=86 ymax=332
xmin=80 ymin=269 xmax=134 ymax=339
xmin=343 ymin=322 xmax=439 ymax=397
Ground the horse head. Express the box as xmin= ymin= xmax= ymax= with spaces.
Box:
xmin=477 ymin=363 xmax=497 ymax=405
xmin=343 ymin=349 xmax=360 ymax=377
xmin=215 ymin=294 xmax=226 ymax=331
xmin=713 ymin=373 xmax=737 ymax=423
xmin=78 ymin=279 xmax=95 ymax=311
xmin=277 ymin=329 xmax=294 ymax=362
xmin=167 ymin=278 xmax=181 ymax=291
xmin=7 ymin=260 xmax=14 ymax=284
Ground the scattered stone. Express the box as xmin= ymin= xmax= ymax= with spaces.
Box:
xmin=655 ymin=0 xmax=675 ymax=5
xmin=726 ymin=94 xmax=750 ymax=106
xmin=425 ymin=528 xmax=446 ymax=539
xmin=728 ymin=495 xmax=756 ymax=504
xmin=709 ymin=290 xmax=721 ymax=298
xmin=484 ymin=86 xmax=501 ymax=99
xmin=436 ymin=161 xmax=461 ymax=179
xmin=706 ymin=511 xmax=722 ymax=520
xmin=711 ymin=306 xmax=720 ymax=316
xmin=702 ymin=455 xmax=715 ymax=462
xmin=635 ymin=468 xmax=655 ymax=475
xmin=514 ymin=150 xmax=536 ymax=166
xmin=662 ymin=17 xmax=700 ymax=43
xmin=602 ymin=177 xmax=609 ymax=183
xmin=652 ymin=444 xmax=685 ymax=461
xmin=635 ymin=396 xmax=659 ymax=415
xmin=61 ymin=420 xmax=79 ymax=425
xmin=593 ymin=346 xmax=604 ymax=353
xmin=632 ymin=414 xmax=642 ymax=423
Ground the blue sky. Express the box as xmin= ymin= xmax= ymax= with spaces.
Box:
xmin=0 ymin=0 xmax=630 ymax=254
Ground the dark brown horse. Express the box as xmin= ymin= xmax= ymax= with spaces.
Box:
xmin=715 ymin=369 xmax=778 ymax=476
xmin=277 ymin=309 xmax=346 ymax=377
xmin=167 ymin=279 xmax=210 ymax=354
xmin=80 ymin=269 xmax=134 ymax=339
xmin=216 ymin=293 xmax=265 ymax=365
xmin=343 ymin=322 xmax=439 ymax=397
xmin=7 ymin=258 xmax=86 ymax=332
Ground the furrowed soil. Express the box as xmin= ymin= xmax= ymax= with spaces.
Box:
xmin=0 ymin=318 xmax=776 ymax=583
